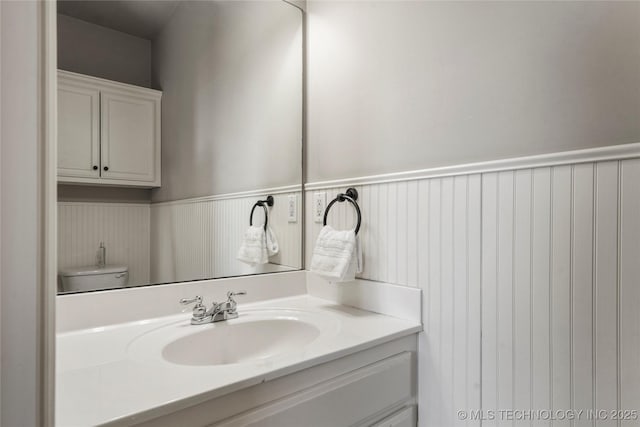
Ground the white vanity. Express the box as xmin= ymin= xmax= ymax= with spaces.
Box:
xmin=56 ymin=272 xmax=422 ymax=426
xmin=52 ymin=3 xmax=418 ymax=426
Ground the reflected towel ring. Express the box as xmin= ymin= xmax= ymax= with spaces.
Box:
xmin=323 ymin=188 xmax=361 ymax=235
xmin=250 ymin=195 xmax=274 ymax=232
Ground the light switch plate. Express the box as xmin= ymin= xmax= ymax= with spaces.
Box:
xmin=287 ymin=194 xmax=297 ymax=223
xmin=313 ymin=192 xmax=326 ymax=223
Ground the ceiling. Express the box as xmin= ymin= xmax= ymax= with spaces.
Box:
xmin=57 ymin=0 xmax=181 ymax=40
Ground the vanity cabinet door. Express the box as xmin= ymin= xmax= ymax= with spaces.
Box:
xmin=216 ymin=352 xmax=413 ymax=427
xmin=371 ymin=405 xmax=416 ymax=427
xmin=58 ymin=82 xmax=100 ymax=178
xmin=100 ymin=90 xmax=160 ymax=184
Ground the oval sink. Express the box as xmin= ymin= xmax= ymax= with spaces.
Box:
xmin=127 ymin=309 xmax=339 ymax=367
xmin=162 ymin=318 xmax=320 ymax=366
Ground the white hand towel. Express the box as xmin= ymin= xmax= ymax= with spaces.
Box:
xmin=266 ymin=226 xmax=279 ymax=256
xmin=342 ymin=236 xmax=362 ymax=281
xmin=310 ymin=225 xmax=362 ymax=282
xmin=236 ymin=226 xmax=268 ymax=266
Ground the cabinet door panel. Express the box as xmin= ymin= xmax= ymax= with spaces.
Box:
xmin=101 ymin=91 xmax=159 ymax=182
xmin=216 ymin=352 xmax=413 ymax=427
xmin=58 ymin=83 xmax=100 ymax=178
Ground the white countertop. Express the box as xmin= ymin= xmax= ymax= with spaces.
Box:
xmin=56 ymin=295 xmax=422 ymax=427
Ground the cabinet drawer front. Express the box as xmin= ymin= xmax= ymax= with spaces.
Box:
xmin=101 ymin=90 xmax=160 ymax=183
xmin=216 ymin=352 xmax=413 ymax=427
xmin=58 ymin=84 xmax=100 ymax=178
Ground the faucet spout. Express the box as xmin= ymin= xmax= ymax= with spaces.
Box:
xmin=180 ymin=291 xmax=247 ymax=325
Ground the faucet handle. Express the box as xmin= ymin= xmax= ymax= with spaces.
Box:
xmin=227 ymin=290 xmax=246 ymax=301
xmin=226 ymin=291 xmax=247 ymax=307
xmin=180 ymin=296 xmax=207 ymax=319
xmin=223 ymin=291 xmax=246 ymax=317
xmin=180 ymin=295 xmax=203 ymax=306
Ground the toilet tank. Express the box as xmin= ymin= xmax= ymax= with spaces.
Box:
xmin=59 ymin=265 xmax=129 ymax=292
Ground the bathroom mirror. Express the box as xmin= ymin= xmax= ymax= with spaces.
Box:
xmin=56 ymin=0 xmax=303 ymax=293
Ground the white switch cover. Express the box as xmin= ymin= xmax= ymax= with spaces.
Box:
xmin=287 ymin=194 xmax=297 ymax=223
xmin=313 ymin=192 xmax=326 ymax=223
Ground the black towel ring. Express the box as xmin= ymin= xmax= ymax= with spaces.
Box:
xmin=250 ymin=195 xmax=274 ymax=231
xmin=323 ymin=188 xmax=361 ymax=235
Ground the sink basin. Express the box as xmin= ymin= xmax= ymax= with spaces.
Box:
xmin=127 ymin=309 xmax=338 ymax=367
xmin=163 ymin=318 xmax=320 ymax=366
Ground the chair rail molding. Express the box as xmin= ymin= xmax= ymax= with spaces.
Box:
xmin=304 ymin=142 xmax=640 ymax=190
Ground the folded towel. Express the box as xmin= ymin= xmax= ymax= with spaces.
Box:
xmin=310 ymin=225 xmax=362 ymax=282
xmin=237 ymin=226 xmax=268 ymax=266
xmin=342 ymin=236 xmax=362 ymax=281
xmin=261 ymin=207 xmax=279 ymax=257
xmin=266 ymin=226 xmax=279 ymax=256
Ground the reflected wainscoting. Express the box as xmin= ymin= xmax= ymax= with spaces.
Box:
xmin=57 ymin=188 xmax=303 ymax=289
xmin=58 ymin=202 xmax=151 ymax=288
xmin=305 ymin=145 xmax=640 ymax=427
xmin=150 ymin=189 xmax=303 ymax=284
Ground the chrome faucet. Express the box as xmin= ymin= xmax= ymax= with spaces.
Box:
xmin=180 ymin=291 xmax=247 ymax=325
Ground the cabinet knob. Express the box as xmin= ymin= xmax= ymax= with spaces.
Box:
xmin=92 ymin=165 xmax=98 ymax=170
xmin=103 ymin=166 xmax=109 ymax=171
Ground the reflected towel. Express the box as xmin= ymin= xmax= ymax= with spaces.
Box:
xmin=237 ymin=226 xmax=268 ymax=266
xmin=266 ymin=226 xmax=279 ymax=257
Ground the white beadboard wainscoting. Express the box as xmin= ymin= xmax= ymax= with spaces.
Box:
xmin=150 ymin=189 xmax=302 ymax=284
xmin=57 ymin=202 xmax=151 ymax=287
xmin=305 ymin=144 xmax=640 ymax=427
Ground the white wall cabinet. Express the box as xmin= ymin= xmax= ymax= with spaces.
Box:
xmin=58 ymin=70 xmax=161 ymax=187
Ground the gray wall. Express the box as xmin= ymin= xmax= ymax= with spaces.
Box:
xmin=306 ymin=1 xmax=640 ymax=182
xmin=151 ymin=1 xmax=303 ymax=202
xmin=57 ymin=13 xmax=152 ymax=87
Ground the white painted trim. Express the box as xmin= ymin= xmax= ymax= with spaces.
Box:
xmin=42 ymin=1 xmax=57 ymax=425
xmin=282 ymin=0 xmax=306 ymax=14
xmin=58 ymin=201 xmax=150 ymax=208
xmin=57 ymin=175 xmax=161 ymax=188
xmin=0 ymin=0 xmax=3 ymax=418
xmin=151 ymin=184 xmax=303 ymax=206
xmin=305 ymin=272 xmax=422 ymax=324
xmin=57 ymin=176 xmax=161 ymax=188
xmin=304 ymin=143 xmax=640 ymax=190
xmin=58 ymin=69 xmax=162 ymax=98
